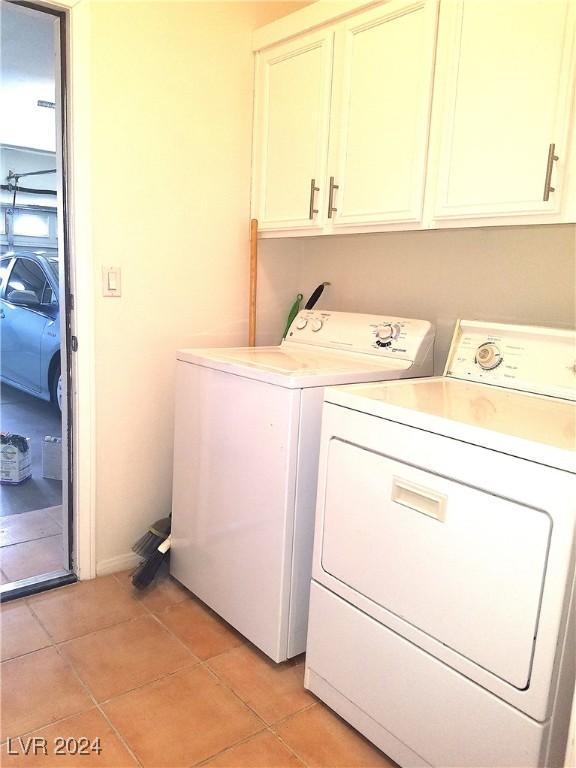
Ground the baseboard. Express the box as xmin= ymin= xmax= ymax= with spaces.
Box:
xmin=96 ymin=552 xmax=140 ymax=577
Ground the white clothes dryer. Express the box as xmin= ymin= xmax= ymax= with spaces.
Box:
xmin=170 ymin=310 xmax=434 ymax=662
xmin=306 ymin=319 xmax=576 ymax=768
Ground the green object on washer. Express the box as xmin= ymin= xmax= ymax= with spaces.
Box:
xmin=283 ymin=294 xmax=303 ymax=338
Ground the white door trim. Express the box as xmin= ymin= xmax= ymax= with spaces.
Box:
xmin=11 ymin=0 xmax=96 ymax=581
xmin=65 ymin=0 xmax=96 ymax=580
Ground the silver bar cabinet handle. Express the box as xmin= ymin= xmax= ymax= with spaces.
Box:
xmin=309 ymin=178 xmax=319 ymax=219
xmin=543 ymin=143 xmax=559 ymax=201
xmin=327 ymin=176 xmax=339 ymax=218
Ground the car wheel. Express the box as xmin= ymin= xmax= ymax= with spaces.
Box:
xmin=50 ymin=362 xmax=62 ymax=412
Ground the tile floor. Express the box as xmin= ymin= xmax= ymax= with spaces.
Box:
xmin=0 ymin=570 xmax=397 ymax=768
xmin=0 ymin=506 xmax=67 ymax=584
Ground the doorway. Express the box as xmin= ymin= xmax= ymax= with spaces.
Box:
xmin=0 ymin=0 xmax=75 ymax=599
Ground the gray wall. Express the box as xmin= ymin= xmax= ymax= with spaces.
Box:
xmin=257 ymin=224 xmax=576 ymax=372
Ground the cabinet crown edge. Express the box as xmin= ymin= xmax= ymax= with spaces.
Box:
xmin=252 ymin=0 xmax=384 ymax=52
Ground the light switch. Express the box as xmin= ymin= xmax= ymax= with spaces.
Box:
xmin=102 ymin=266 xmax=122 ymax=297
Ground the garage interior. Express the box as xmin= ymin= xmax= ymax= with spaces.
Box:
xmin=1 ymin=3 xmax=67 ymax=587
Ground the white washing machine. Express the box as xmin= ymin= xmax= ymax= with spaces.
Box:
xmin=305 ymin=320 xmax=576 ymax=767
xmin=170 ymin=310 xmax=434 ymax=662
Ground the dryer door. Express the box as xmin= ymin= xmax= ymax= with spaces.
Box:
xmin=320 ymin=437 xmax=551 ymax=689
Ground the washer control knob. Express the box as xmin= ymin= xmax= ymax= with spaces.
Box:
xmin=295 ymin=317 xmax=308 ymax=330
xmin=310 ymin=318 xmax=323 ymax=332
xmin=475 ymin=342 xmax=503 ymax=370
xmin=376 ymin=324 xmax=394 ymax=340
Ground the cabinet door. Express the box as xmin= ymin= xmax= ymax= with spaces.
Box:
xmin=252 ymin=31 xmax=333 ymax=232
xmin=428 ymin=0 xmax=575 ymax=221
xmin=327 ymin=0 xmax=438 ymax=228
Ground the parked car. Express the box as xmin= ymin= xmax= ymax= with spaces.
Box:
xmin=0 ymin=252 xmax=62 ymax=410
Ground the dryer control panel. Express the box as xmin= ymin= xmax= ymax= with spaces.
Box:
xmin=285 ymin=310 xmax=435 ymax=364
xmin=445 ymin=320 xmax=576 ymax=401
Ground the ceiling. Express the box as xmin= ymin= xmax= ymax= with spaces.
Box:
xmin=0 ymin=1 xmax=57 ymax=151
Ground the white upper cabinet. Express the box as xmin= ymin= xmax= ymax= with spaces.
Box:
xmin=427 ymin=0 xmax=576 ymax=224
xmin=252 ymin=0 xmax=575 ymax=236
xmin=328 ymin=0 xmax=438 ymax=228
xmin=252 ymin=30 xmax=333 ymax=232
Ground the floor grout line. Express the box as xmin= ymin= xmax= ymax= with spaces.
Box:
xmin=16 ymin=581 xmax=146 ymax=766
xmin=0 ymin=628 xmax=111 ymax=754
xmin=51 ymin=642 xmax=144 ymax=768
xmin=0 ymin=531 xmax=63 ymax=550
xmin=269 ymin=699 xmax=319 ymax=729
xmin=27 ymin=599 xmax=145 ymax=647
xmin=1 ymin=598 xmax=59 ymax=666
xmin=3 ymin=573 xmax=318 ymax=768
xmin=55 ymin=610 xmax=186 ymax=647
xmin=0 ymin=707 xmax=98 ymax=749
xmin=0 ymin=506 xmax=62 ymax=520
xmin=0 ymin=641 xmax=53 ymax=665
xmin=141 ymin=601 xmax=206 ymax=660
xmin=191 ymin=730 xmax=270 ymax=768
xmin=139 ymin=602 xmax=275 ymax=767
xmin=199 ymin=658 xmax=319 ymax=768
xmin=268 ymin=727 xmax=312 ymax=768
xmin=134 ymin=577 xmax=318 ymax=766
xmin=49 ymin=610 xmax=200 ymax=707
xmin=135 ymin=585 xmax=271 ymax=731
xmin=94 ymin=660 xmax=201 ymax=708
xmin=133 ymin=576 xmax=218 ymax=665
xmin=188 ymin=703 xmax=315 ymax=768
xmin=270 ymin=705 xmax=318 ymax=768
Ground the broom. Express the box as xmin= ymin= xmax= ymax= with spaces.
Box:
xmin=132 ymin=516 xmax=170 ymax=558
xmin=132 ymin=535 xmax=171 ymax=590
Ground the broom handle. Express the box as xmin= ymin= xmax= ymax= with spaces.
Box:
xmin=249 ymin=218 xmax=258 ymax=347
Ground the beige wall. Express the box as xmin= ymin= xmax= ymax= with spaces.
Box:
xmin=257 ymin=224 xmax=576 ymax=372
xmin=78 ymin=1 xmax=575 ymax=573
xmin=87 ymin=1 xmax=305 ymax=572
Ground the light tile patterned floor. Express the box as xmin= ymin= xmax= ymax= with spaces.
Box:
xmin=0 ymin=571 xmax=397 ymax=768
xmin=0 ymin=506 xmax=66 ymax=584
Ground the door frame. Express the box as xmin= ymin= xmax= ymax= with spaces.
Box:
xmin=60 ymin=0 xmax=97 ymax=579
xmin=10 ymin=0 xmax=97 ymax=580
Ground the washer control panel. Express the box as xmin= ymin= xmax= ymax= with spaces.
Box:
xmin=285 ymin=310 xmax=434 ymax=363
xmin=446 ymin=320 xmax=576 ymax=401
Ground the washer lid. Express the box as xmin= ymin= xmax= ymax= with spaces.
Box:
xmin=326 ymin=377 xmax=576 ymax=473
xmin=177 ymin=345 xmax=413 ymax=389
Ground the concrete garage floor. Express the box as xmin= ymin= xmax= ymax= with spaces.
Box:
xmin=1 ymin=383 xmax=66 ymax=585
xmin=0 ymin=506 xmax=66 ymax=584
xmin=1 ymin=383 xmax=62 ymax=515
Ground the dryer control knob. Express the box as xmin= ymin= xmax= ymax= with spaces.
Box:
xmin=295 ymin=318 xmax=308 ymax=330
xmin=310 ymin=318 xmax=323 ymax=332
xmin=475 ymin=342 xmax=503 ymax=370
xmin=376 ymin=324 xmax=394 ymax=340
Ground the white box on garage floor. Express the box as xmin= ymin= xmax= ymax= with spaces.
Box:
xmin=0 ymin=435 xmax=32 ymax=485
xmin=42 ymin=436 xmax=62 ymax=481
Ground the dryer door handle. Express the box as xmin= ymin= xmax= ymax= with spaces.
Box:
xmin=391 ymin=477 xmax=447 ymax=523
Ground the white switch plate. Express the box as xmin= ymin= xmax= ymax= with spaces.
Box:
xmin=102 ymin=266 xmax=122 ymax=297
